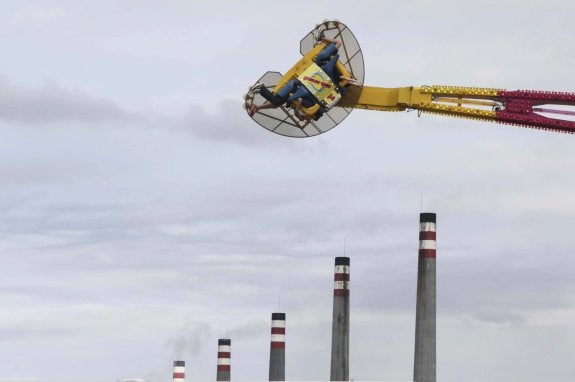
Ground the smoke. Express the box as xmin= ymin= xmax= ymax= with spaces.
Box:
xmin=224 ymin=319 xmax=267 ymax=340
xmin=166 ymin=322 xmax=212 ymax=358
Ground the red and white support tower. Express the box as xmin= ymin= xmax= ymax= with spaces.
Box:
xmin=173 ymin=361 xmax=185 ymax=382
xmin=330 ymin=256 xmax=350 ymax=381
xmin=414 ymin=212 xmax=437 ymax=382
xmin=217 ymin=338 xmax=231 ymax=381
xmin=269 ymin=312 xmax=286 ymax=381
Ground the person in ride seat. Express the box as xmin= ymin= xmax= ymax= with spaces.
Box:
xmin=249 ymin=38 xmax=360 ymax=120
xmin=314 ymin=38 xmax=344 ymax=87
xmin=249 ymin=79 xmax=320 ymax=120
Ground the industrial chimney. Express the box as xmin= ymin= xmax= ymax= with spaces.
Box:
xmin=217 ymin=339 xmax=231 ymax=381
xmin=414 ymin=212 xmax=437 ymax=382
xmin=173 ymin=361 xmax=185 ymax=382
xmin=330 ymin=256 xmax=350 ymax=381
xmin=269 ymin=312 xmax=286 ymax=381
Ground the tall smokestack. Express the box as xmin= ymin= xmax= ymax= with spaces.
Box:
xmin=173 ymin=361 xmax=185 ymax=382
xmin=269 ymin=312 xmax=286 ymax=381
xmin=330 ymin=256 xmax=350 ymax=381
xmin=414 ymin=212 xmax=437 ymax=382
xmin=217 ymin=339 xmax=231 ymax=381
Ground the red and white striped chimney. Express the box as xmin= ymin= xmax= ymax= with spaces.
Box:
xmin=217 ymin=338 xmax=231 ymax=381
xmin=269 ymin=312 xmax=286 ymax=381
xmin=330 ymin=256 xmax=350 ymax=381
xmin=414 ymin=212 xmax=437 ymax=382
xmin=173 ymin=361 xmax=185 ymax=382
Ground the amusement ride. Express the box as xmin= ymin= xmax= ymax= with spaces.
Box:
xmin=244 ymin=20 xmax=575 ymax=138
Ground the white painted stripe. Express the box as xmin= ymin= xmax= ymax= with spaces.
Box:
xmin=173 ymin=367 xmax=185 ymax=373
xmin=217 ymin=358 xmax=231 ymax=365
xmin=334 ymin=281 xmax=350 ymax=289
xmin=271 ymin=320 xmax=285 ymax=328
xmin=218 ymin=345 xmax=231 ymax=352
xmin=419 ymin=240 xmax=436 ymax=250
xmin=173 ymin=379 xmax=185 ymax=382
xmin=334 ymin=265 xmax=350 ymax=274
xmin=271 ymin=334 xmax=285 ymax=342
xmin=420 ymin=222 xmax=436 ymax=232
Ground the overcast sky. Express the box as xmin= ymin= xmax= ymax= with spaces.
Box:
xmin=0 ymin=1 xmax=574 ymax=382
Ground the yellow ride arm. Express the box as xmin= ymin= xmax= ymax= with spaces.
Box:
xmin=339 ymin=85 xmax=502 ymax=124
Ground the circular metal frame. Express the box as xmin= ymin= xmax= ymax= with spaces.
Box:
xmin=244 ymin=20 xmax=364 ymax=138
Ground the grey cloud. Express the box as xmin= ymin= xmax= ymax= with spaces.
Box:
xmin=0 ymin=160 xmax=91 ymax=185
xmin=0 ymin=72 xmax=302 ymax=148
xmin=0 ymin=327 xmax=81 ymax=342
xmin=0 ymin=76 xmax=134 ymax=124
xmin=473 ymin=310 xmax=527 ymax=325
xmin=1 ymin=159 xmax=573 ymax=317
xmin=0 ymin=285 xmax=86 ymax=303
xmin=176 ymin=99 xmax=314 ymax=148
